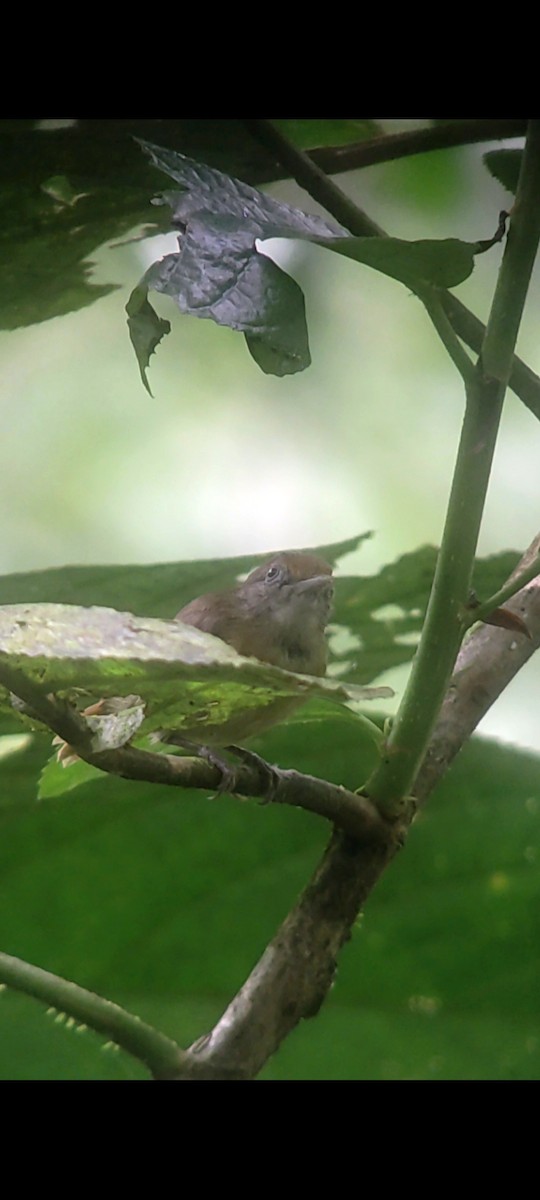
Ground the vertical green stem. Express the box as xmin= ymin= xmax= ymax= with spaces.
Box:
xmin=367 ymin=120 xmax=540 ymax=817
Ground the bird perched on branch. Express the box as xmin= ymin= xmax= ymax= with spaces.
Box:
xmin=160 ymin=550 xmax=335 ymax=756
xmin=159 ymin=550 xmax=336 ymax=788
xmin=55 ymin=551 xmax=335 ymax=774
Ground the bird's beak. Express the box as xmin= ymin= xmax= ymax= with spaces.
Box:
xmin=293 ymin=575 xmax=334 ymax=595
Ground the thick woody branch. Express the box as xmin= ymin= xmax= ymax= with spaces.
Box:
xmin=86 ymin=748 xmax=386 ymax=842
xmin=416 ymin=535 xmax=540 ymax=800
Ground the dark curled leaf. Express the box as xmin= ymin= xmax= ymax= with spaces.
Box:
xmin=136 ymin=141 xmax=343 ymax=240
xmin=131 ymin=139 xmax=344 ymax=382
xmin=144 ymin=219 xmax=311 ymax=374
xmin=126 ymin=284 xmax=171 ymax=396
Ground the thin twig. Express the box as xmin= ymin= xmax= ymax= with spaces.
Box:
xmin=416 ymin=536 xmax=540 ymax=801
xmin=417 ymin=287 xmax=476 ymax=385
xmin=310 ymin=119 xmax=526 ymax=174
xmin=243 ymin=118 xmax=384 ymax=236
xmin=0 ymin=951 xmax=187 ymax=1079
xmin=464 ymin=544 xmax=540 ymax=627
xmin=440 ymin=292 xmax=540 ymax=420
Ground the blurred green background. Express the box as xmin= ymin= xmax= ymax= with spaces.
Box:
xmin=0 ymin=119 xmax=539 ymax=1079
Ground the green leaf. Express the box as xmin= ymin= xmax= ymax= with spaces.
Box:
xmin=133 ymin=139 xmax=342 ymax=379
xmin=1 ymin=120 xmax=344 ymax=333
xmin=0 ymin=534 xmax=368 ymax=613
xmin=125 ymin=284 xmax=171 ymax=396
xmin=484 ymin=149 xmax=522 ymax=196
xmin=315 ymin=234 xmax=482 ymax=289
xmin=39 ymin=753 xmax=106 ymax=799
xmin=140 ymin=229 xmax=311 ymax=376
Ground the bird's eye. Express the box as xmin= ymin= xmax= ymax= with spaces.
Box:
xmin=265 ymin=565 xmax=282 ymax=583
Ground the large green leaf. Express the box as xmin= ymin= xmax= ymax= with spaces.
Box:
xmin=0 ymin=534 xmax=365 ymax=613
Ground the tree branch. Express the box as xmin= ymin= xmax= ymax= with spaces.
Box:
xmin=310 ymin=120 xmax=526 ymax=174
xmin=439 ymin=292 xmax=540 ymax=420
xmin=416 ymin=535 xmax=540 ymax=800
xmin=243 ymin=118 xmax=385 ymax=237
xmin=464 ymin=545 xmax=540 ymax=626
xmin=415 ymin=286 xmax=476 ymax=385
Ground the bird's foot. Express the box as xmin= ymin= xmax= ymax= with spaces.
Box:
xmin=156 ymin=732 xmax=281 ymax=800
xmin=197 ymin=745 xmax=243 ymax=797
xmin=226 ymin=745 xmax=282 ymax=803
xmin=157 ymin=732 xmax=241 ymax=796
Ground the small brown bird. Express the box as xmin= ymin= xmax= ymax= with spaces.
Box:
xmin=164 ymin=551 xmax=335 ymax=756
xmin=177 ymin=551 xmax=334 ymax=677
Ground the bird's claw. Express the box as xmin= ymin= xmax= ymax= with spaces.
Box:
xmin=155 ymin=732 xmax=281 ymax=801
xmin=226 ymin=745 xmax=282 ymax=803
